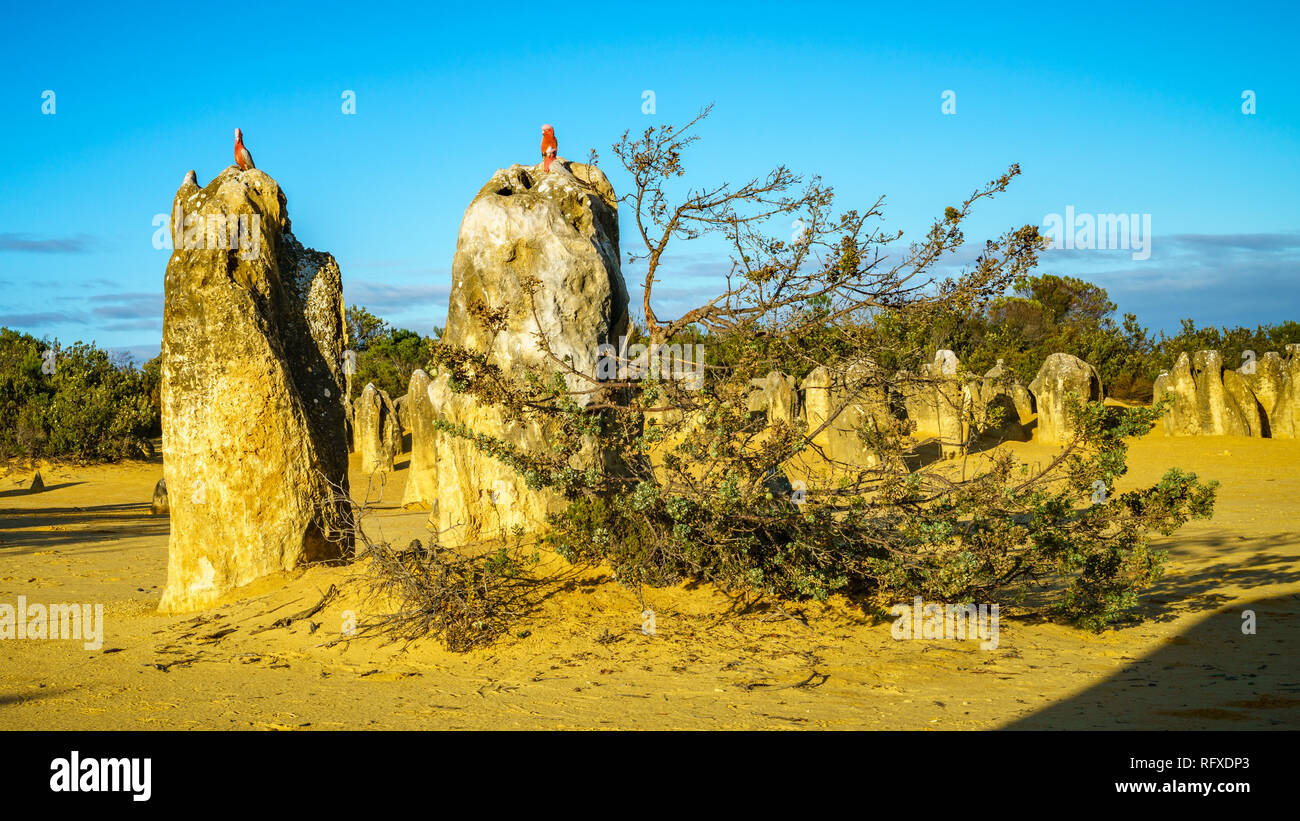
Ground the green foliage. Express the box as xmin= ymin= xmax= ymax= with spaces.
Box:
xmin=345 ymin=305 xmax=433 ymax=398
xmin=1152 ymin=318 xmax=1300 ymax=375
xmin=886 ymin=274 xmax=1157 ymax=400
xmin=537 ymin=390 xmax=1217 ymax=628
xmin=414 ymin=109 xmax=1223 ymax=635
xmin=345 ymin=305 xmax=390 ymax=352
xmin=0 ymin=328 xmax=160 ymax=461
xmin=434 ymin=273 xmax=1223 ymax=630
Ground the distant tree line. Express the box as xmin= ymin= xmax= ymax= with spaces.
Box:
xmin=427 ymin=111 xmax=1220 ymax=633
xmin=0 ymin=328 xmax=160 ymax=461
xmin=720 ymin=273 xmax=1299 ymax=402
xmin=916 ymin=273 xmax=1300 ymax=401
xmin=343 ymin=305 xmax=437 ymax=400
xmin=626 ymin=273 xmax=1300 ymax=403
xmin=0 ymin=279 xmax=1294 ymax=462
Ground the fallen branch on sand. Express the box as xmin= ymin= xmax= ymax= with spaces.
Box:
xmin=250 ymin=585 xmax=340 ymax=635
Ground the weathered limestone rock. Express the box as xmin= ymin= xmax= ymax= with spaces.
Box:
xmin=1152 ymin=350 xmax=1265 ymax=437
xmin=400 ymin=370 xmax=438 ymax=511
xmin=344 ymin=397 xmax=356 ymax=453
xmin=1269 ymin=354 xmax=1300 ymax=438
xmin=1028 ymin=353 xmax=1104 ymax=444
xmin=933 ymin=349 xmax=960 ymax=378
xmin=151 ymin=478 xmax=169 ymax=516
xmin=901 ymin=351 xmax=966 ymax=457
xmin=1222 ymin=369 xmax=1263 ymax=437
xmin=801 ymin=366 xmax=839 ymax=458
xmin=742 ymin=373 xmax=798 ymax=426
xmin=159 ymin=166 xmax=351 ymax=613
xmin=763 ymin=371 xmax=798 ymax=426
xmin=900 ymin=373 xmax=938 ymax=437
xmin=1191 ymin=350 xmax=1252 ymax=436
xmin=842 ymin=363 xmax=895 ymax=464
xmin=428 ymin=161 xmax=629 ymax=543
xmin=800 ymin=364 xmax=893 ymax=467
xmin=377 ymin=389 xmax=401 ymax=462
xmin=393 ymin=393 xmax=408 ymax=435
xmin=443 ymin=161 xmax=628 ymax=393
xmin=1241 ymin=351 xmax=1285 ymax=436
xmin=932 ymin=385 xmax=965 ymax=460
xmin=1010 ymin=383 xmax=1036 ymax=425
xmin=355 ymin=383 xmax=400 ymax=474
xmin=1153 ymin=371 xmax=1179 ymax=435
xmin=1154 ymin=355 xmax=1199 ymax=436
xmin=968 ymin=360 xmax=1031 ymax=442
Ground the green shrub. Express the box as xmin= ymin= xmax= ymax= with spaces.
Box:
xmin=344 ymin=305 xmax=433 ymax=399
xmin=0 ymin=328 xmax=159 ymax=461
xmin=430 ymin=108 xmax=1220 ymax=631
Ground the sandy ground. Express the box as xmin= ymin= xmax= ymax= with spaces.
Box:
xmin=0 ymin=430 xmax=1297 ymax=730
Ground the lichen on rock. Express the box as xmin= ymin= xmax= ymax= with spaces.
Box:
xmin=1029 ymin=353 xmax=1104 ymax=445
xmin=425 ymin=161 xmax=629 ymax=544
xmin=158 ymin=166 xmax=351 ymax=613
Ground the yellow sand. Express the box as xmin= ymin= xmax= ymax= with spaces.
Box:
xmin=0 ymin=431 xmax=1296 ymax=730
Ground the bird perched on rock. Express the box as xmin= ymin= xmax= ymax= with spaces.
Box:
xmin=234 ymin=128 xmax=255 ymax=171
xmin=540 ymin=124 xmax=558 ymax=171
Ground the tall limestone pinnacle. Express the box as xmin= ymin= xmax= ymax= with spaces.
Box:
xmin=417 ymin=160 xmax=630 ymax=540
xmin=158 ymin=166 xmax=352 ymax=613
xmin=443 ymin=161 xmax=629 ymax=390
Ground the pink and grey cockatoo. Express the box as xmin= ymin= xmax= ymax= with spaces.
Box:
xmin=540 ymin=124 xmax=558 ymax=172
xmin=234 ymin=128 xmax=255 ymax=171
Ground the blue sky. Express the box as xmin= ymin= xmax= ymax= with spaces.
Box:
xmin=1 ymin=0 xmax=1297 ymax=362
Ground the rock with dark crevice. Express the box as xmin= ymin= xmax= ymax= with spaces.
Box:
xmin=1028 ymin=353 xmax=1104 ymax=444
xmin=427 ymin=161 xmax=629 ymax=544
xmin=158 ymin=166 xmax=351 ymax=613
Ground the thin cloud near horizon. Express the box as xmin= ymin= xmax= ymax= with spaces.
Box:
xmin=0 ymin=232 xmax=97 ymax=253
xmin=3 ymin=232 xmax=1295 ymax=351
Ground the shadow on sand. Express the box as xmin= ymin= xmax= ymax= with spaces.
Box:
xmin=0 ymin=501 xmax=169 ymax=556
xmin=0 ymin=482 xmax=85 ymax=498
xmin=1006 ymin=593 xmax=1300 ymax=729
